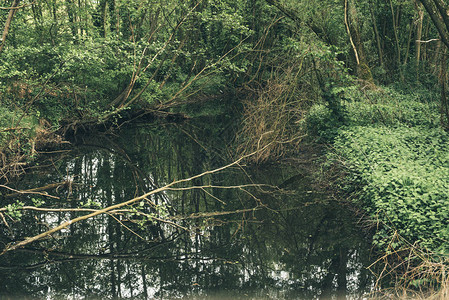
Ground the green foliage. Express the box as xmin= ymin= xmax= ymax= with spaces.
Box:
xmin=305 ymin=85 xmax=441 ymax=141
xmin=31 ymin=197 xmax=45 ymax=207
xmin=0 ymin=0 xmax=262 ymax=126
xmin=0 ymin=106 xmax=36 ymax=161
xmin=0 ymin=106 xmax=22 ymax=129
xmin=0 ymin=39 xmax=134 ymax=113
xmin=344 ymin=87 xmax=440 ymax=127
xmin=80 ymin=198 xmax=102 ymax=209
xmin=5 ymin=201 xmax=24 ymax=220
xmin=331 ymin=125 xmax=449 ymax=254
xmin=0 ymin=0 xmax=441 ymax=132
xmin=304 ymin=104 xmax=340 ymax=141
xmin=319 ymin=85 xmax=448 ymax=256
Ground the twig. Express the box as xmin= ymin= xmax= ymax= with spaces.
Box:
xmin=0 ymin=184 xmax=60 ymax=200
xmin=173 ymin=207 xmax=262 ymax=220
xmin=0 ymin=206 xmax=130 ymax=213
xmin=0 ymin=212 xmax=9 ymax=229
xmin=164 ymin=184 xmax=269 ymax=191
xmin=107 ymin=212 xmax=146 ymax=241
xmin=4 ymin=181 xmax=69 ymax=198
xmin=344 ymin=0 xmax=360 ymax=65
xmin=0 ymin=127 xmax=31 ymax=133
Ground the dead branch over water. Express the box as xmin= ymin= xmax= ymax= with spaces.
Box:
xmin=0 ymin=149 xmax=269 ymax=255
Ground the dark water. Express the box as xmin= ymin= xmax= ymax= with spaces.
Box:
xmin=0 ymin=116 xmax=374 ymax=299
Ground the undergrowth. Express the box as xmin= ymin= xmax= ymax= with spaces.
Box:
xmin=331 ymin=125 xmax=449 ymax=253
xmin=310 ymin=84 xmax=449 ymax=294
xmin=0 ymin=104 xmax=64 ymax=182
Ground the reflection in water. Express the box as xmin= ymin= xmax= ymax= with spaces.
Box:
xmin=0 ymin=118 xmax=374 ymax=299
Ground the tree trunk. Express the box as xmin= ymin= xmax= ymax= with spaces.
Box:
xmin=403 ymin=17 xmax=414 ymax=65
xmin=66 ymin=0 xmax=78 ymax=38
xmin=370 ymin=1 xmax=384 ymax=67
xmin=0 ymin=0 xmax=20 ymax=54
xmin=415 ymin=1 xmax=424 ymax=79
xmin=417 ymin=0 xmax=449 ymax=127
xmin=390 ymin=0 xmax=403 ymax=80
xmin=94 ymin=0 xmax=107 ymax=37
xmin=345 ymin=0 xmax=373 ymax=82
xmin=344 ymin=0 xmax=360 ymax=65
xmin=440 ymin=48 xmax=449 ymax=130
xmin=418 ymin=0 xmax=449 ymax=49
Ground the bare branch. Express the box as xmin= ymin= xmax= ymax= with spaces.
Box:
xmin=416 ymin=38 xmax=440 ymax=43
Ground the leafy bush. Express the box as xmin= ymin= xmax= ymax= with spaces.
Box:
xmin=0 ymin=106 xmax=36 ymax=140
xmin=304 ymin=104 xmax=340 ymax=141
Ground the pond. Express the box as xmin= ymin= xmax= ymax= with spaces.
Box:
xmin=0 ymin=114 xmax=375 ymax=299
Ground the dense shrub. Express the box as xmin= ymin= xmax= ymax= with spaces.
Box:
xmin=304 ymin=104 xmax=339 ymax=141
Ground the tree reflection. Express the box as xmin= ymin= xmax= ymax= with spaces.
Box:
xmin=0 ymin=119 xmax=374 ymax=299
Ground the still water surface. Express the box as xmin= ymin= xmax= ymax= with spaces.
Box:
xmin=0 ymin=117 xmax=374 ymax=299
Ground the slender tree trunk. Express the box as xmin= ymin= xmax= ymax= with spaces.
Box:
xmin=31 ymin=1 xmax=43 ymax=42
xmin=344 ymin=0 xmax=360 ymax=65
xmin=440 ymin=48 xmax=449 ymax=130
xmin=415 ymin=1 xmax=424 ymax=79
xmin=370 ymin=1 xmax=384 ymax=67
xmin=94 ymin=0 xmax=107 ymax=37
xmin=403 ymin=18 xmax=414 ymax=65
xmin=104 ymin=0 xmax=115 ymax=34
xmin=66 ymin=0 xmax=78 ymax=38
xmin=77 ymin=0 xmax=83 ymax=36
xmin=0 ymin=0 xmax=20 ymax=54
xmin=433 ymin=40 xmax=441 ymax=75
xmin=345 ymin=0 xmax=372 ymax=82
xmin=390 ymin=0 xmax=403 ymax=80
xmin=423 ymin=18 xmax=430 ymax=62
xmin=396 ymin=1 xmax=403 ymax=31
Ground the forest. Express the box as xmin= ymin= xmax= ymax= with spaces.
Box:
xmin=1 ymin=0 xmax=449 ymax=298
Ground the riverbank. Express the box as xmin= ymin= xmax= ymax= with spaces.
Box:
xmin=309 ymin=84 xmax=449 ymax=296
